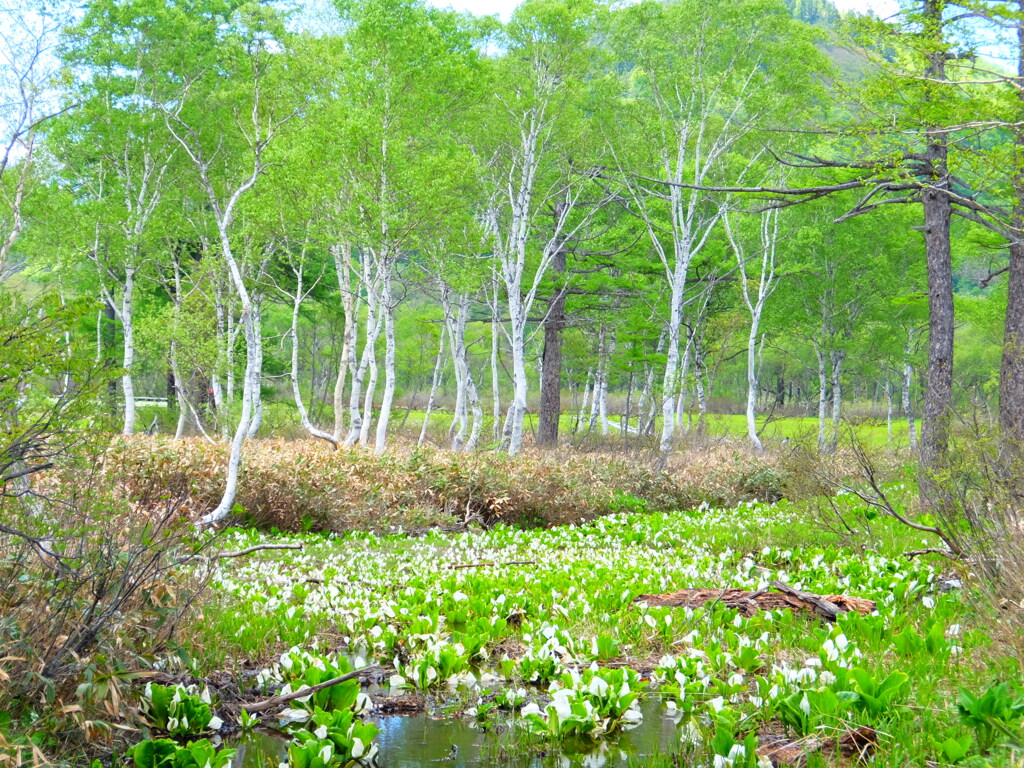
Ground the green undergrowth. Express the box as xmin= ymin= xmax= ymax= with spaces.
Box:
xmin=174 ymin=496 xmax=1024 ymax=766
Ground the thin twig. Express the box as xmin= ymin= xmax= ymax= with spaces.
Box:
xmin=175 ymin=543 xmax=302 ymax=565
xmin=901 ymin=548 xmax=961 ymax=561
xmin=448 ymin=560 xmax=537 ymax=569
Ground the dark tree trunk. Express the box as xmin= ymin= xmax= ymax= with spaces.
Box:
xmin=919 ymin=0 xmax=955 ymax=505
xmin=1001 ymin=238 xmax=1024 ymax=457
xmin=104 ymin=300 xmax=118 ymax=404
xmin=1001 ymin=2 xmax=1024 ymax=468
xmin=538 ymin=222 xmax=568 ymax=447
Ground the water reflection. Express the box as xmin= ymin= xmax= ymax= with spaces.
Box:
xmin=231 ymin=695 xmax=685 ymax=767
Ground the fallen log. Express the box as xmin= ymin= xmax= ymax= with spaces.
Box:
xmin=243 ymin=666 xmax=377 ymax=713
xmin=634 ymin=581 xmax=875 ymax=622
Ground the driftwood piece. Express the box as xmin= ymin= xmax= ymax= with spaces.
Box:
xmin=634 ymin=581 xmax=875 ymax=622
xmin=244 ymin=666 xmax=376 ymax=713
xmin=756 ymin=721 xmax=877 ymax=766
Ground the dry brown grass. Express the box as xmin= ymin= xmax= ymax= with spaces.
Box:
xmin=105 ymin=436 xmax=787 ymax=532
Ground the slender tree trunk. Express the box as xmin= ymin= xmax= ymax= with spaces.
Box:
xmin=745 ymin=323 xmax=764 ymax=453
xmin=659 ymin=282 xmax=685 ymax=453
xmin=360 ymin=340 xmax=379 ymax=445
xmin=694 ymin=355 xmax=708 ymax=437
xmin=290 ymin=264 xmax=339 ymax=447
xmin=829 ymin=351 xmax=845 ymax=451
xmin=213 ymin=281 xmax=230 ymax=439
xmin=728 ymin=210 xmax=778 ymax=454
xmin=419 ymin=332 xmax=446 ymax=446
xmin=347 ymin=256 xmax=381 ymax=446
xmin=226 ymin=306 xmax=236 ymax=407
xmin=903 ymin=341 xmax=918 ymax=450
xmin=448 ymin=309 xmax=467 ymax=444
xmin=622 ymin=369 xmax=634 ymax=437
xmin=103 ymin=300 xmax=117 ymax=407
xmin=815 ymin=342 xmax=828 ymax=453
xmin=332 ymin=243 xmax=356 ymax=441
xmin=598 ymin=367 xmax=609 ymax=437
xmin=202 ymin=274 xmax=258 ymax=525
xmin=95 ymin=307 xmax=103 ymax=364
xmin=121 ymin=267 xmax=137 ymax=435
xmin=505 ymin=284 xmax=529 ymax=454
xmin=635 ymin=367 xmax=650 ymax=436
xmin=576 ymin=371 xmax=591 ymax=436
xmin=170 ymin=261 xmax=190 ymax=440
xmin=677 ymin=336 xmax=692 ymax=432
xmin=489 ymin=272 xmax=501 ymax=441
xmin=458 ymin=293 xmax=484 ymax=452
xmin=172 ymin=338 xmax=188 ymax=439
xmin=374 ymin=259 xmax=396 ymax=454
xmin=886 ymin=379 xmax=894 ymax=446
xmin=245 ymin=301 xmax=263 ymax=439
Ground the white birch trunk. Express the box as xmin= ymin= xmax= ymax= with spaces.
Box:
xmin=490 ymin=278 xmax=502 ymax=441
xmin=676 ymin=335 xmax=693 ymax=432
xmin=288 ymin=262 xmax=339 ymax=446
xmin=744 ymin=323 xmax=763 ymax=453
xmin=419 ymin=331 xmax=446 ymax=446
xmin=815 ymin=342 xmax=828 ymax=453
xmin=245 ymin=301 xmax=263 ymax=439
xmin=830 ymin=351 xmax=845 ymax=449
xmin=226 ymin=308 xmax=237 ymax=406
xmin=332 ymin=243 xmax=357 ymax=441
xmin=165 ymin=69 xmax=286 ymax=526
xmin=172 ymin=337 xmax=188 ymax=440
xmin=120 ymin=266 xmax=137 ymax=435
xmin=885 ymin=379 xmax=894 ymax=445
xmin=95 ymin=306 xmax=103 ymax=364
xmin=659 ymin=281 xmax=685 ymax=453
xmin=726 ymin=210 xmax=779 ymax=455
xmin=373 ymin=260 xmax=396 ymax=453
xmin=903 ymin=336 xmax=918 ymax=451
xmin=347 ymin=253 xmax=382 ymax=446
xmin=694 ymin=363 xmax=707 ymax=433
xmin=577 ymin=371 xmax=591 ymax=433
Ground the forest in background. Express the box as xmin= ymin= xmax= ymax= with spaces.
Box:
xmin=4 ymin=0 xmax=1020 ymax=505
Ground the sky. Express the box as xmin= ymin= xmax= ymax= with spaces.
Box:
xmin=424 ymin=0 xmax=903 ymax=22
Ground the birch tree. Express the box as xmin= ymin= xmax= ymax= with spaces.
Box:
xmin=606 ymin=0 xmax=823 ymax=455
xmin=157 ymin=0 xmax=297 ymax=524
xmin=725 ymin=209 xmax=781 ymax=453
xmin=0 ymin=1 xmax=72 ymax=280
xmin=480 ymin=0 xmax=606 ymax=455
xmin=330 ymin=0 xmax=482 ymax=453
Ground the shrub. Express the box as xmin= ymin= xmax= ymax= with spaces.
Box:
xmin=107 ymin=437 xmax=787 ymax=532
xmin=139 ymin=683 xmax=222 ymax=737
xmin=126 ymin=738 xmax=234 ymax=768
